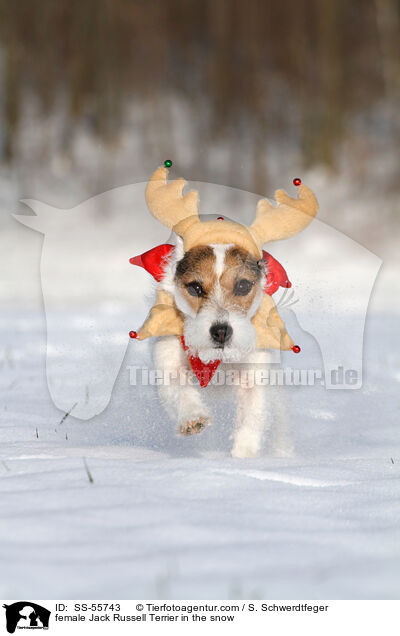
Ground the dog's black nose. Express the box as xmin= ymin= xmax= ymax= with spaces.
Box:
xmin=210 ymin=322 xmax=233 ymax=346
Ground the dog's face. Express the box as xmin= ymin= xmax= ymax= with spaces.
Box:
xmin=173 ymin=243 xmax=265 ymax=362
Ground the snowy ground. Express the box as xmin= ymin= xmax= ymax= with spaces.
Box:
xmin=0 ymin=91 xmax=399 ymax=600
xmin=1 ymin=306 xmax=399 ymax=600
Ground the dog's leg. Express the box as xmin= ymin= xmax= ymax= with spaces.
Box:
xmin=231 ymin=350 xmax=271 ymax=458
xmin=153 ymin=336 xmax=211 ymax=436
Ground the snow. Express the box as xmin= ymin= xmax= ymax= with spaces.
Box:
xmin=1 ymin=305 xmax=399 ymax=600
xmin=1 ymin=129 xmax=399 ymax=599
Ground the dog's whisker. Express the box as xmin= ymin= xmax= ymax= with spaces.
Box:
xmin=277 ymin=288 xmax=288 ymax=305
xmin=277 ymin=289 xmax=298 ymax=309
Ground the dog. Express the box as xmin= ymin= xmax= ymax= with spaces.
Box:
xmin=154 ymin=240 xmax=271 ymax=457
xmin=132 ymin=165 xmax=318 ymax=457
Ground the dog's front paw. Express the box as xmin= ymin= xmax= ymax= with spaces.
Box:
xmin=179 ymin=416 xmax=211 ymax=437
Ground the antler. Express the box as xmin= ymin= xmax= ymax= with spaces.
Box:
xmin=250 ymin=184 xmax=318 ymax=245
xmin=145 ymin=166 xmax=199 ymax=229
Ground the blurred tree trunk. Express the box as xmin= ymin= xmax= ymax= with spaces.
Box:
xmin=375 ymin=0 xmax=400 ymax=133
xmin=3 ymin=41 xmax=20 ymax=161
xmin=288 ymin=0 xmax=316 ymax=168
xmin=317 ymin=0 xmax=343 ymax=169
xmin=246 ymin=0 xmax=268 ymax=194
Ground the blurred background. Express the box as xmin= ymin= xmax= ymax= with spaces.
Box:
xmin=0 ymin=0 xmax=399 ymax=257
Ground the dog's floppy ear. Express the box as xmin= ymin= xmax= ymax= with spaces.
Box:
xmin=250 ymin=184 xmax=318 ymax=245
xmin=145 ymin=166 xmax=199 ymax=230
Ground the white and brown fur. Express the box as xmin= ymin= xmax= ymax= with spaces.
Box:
xmin=153 ymin=236 xmax=291 ymax=458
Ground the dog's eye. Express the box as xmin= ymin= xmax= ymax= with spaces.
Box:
xmin=186 ymin=281 xmax=205 ymax=297
xmin=233 ymin=279 xmax=253 ymax=296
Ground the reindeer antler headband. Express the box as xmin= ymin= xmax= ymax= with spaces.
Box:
xmin=145 ymin=165 xmax=318 ymax=257
xmin=129 ymin=163 xmax=319 ymax=385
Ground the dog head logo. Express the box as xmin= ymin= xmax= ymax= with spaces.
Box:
xmin=3 ymin=602 xmax=50 ymax=633
xmin=13 ymin=173 xmax=382 ymax=419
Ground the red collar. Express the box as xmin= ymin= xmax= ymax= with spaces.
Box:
xmin=180 ymin=336 xmax=221 ymax=387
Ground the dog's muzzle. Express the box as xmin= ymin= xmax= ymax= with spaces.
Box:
xmin=209 ymin=322 xmax=233 ymax=347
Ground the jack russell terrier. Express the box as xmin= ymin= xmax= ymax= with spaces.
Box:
xmin=129 ymin=165 xmax=318 ymax=457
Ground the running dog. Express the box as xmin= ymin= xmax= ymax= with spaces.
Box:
xmin=130 ymin=166 xmax=318 ymax=457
